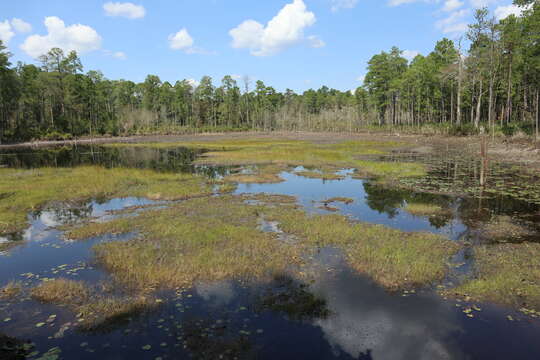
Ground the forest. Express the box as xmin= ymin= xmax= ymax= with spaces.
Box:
xmin=0 ymin=1 xmax=538 ymax=143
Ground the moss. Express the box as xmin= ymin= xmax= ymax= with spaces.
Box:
xmin=449 ymin=243 xmax=540 ymax=310
xmin=0 ymin=166 xmax=214 ymax=235
xmin=31 ymin=278 xmax=90 ymax=305
xmin=264 ymin=208 xmax=459 ymax=290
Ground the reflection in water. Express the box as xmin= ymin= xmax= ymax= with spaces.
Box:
xmin=1 ymin=146 xmax=540 ymax=359
xmin=310 ymin=249 xmax=462 ymax=360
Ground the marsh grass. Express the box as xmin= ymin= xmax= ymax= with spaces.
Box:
xmin=264 ymin=208 xmax=459 ymax=290
xmin=108 ymin=139 xmax=424 ymax=181
xmin=72 ymin=196 xmax=302 ymax=292
xmin=223 ymin=165 xmax=288 ymax=184
xmin=404 ymin=202 xmax=448 ymax=217
xmin=450 ymin=243 xmax=540 ymax=310
xmin=0 ymin=166 xmax=214 ymax=235
xmin=72 ymin=192 xmax=458 ymax=291
xmin=322 ymin=197 xmax=354 ymax=205
xmin=0 ymin=281 xmax=23 ymax=300
xmin=31 ymin=279 xmax=90 ymax=305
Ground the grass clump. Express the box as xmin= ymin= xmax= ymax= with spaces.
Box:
xmin=0 ymin=166 xmax=214 ymax=235
xmin=450 ymin=243 xmax=540 ymax=310
xmin=31 ymin=278 xmax=90 ymax=305
xmin=76 ymin=196 xmax=301 ymax=291
xmin=404 ymin=202 xmax=448 ymax=217
xmin=264 ymin=208 xmax=459 ymax=290
xmin=322 ymin=197 xmax=354 ymax=205
xmin=0 ymin=281 xmax=23 ymax=300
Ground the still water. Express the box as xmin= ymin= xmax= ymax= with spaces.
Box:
xmin=1 ymin=146 xmax=539 ymax=359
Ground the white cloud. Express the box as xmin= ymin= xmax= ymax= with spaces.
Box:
xmin=20 ymin=16 xmax=102 ymax=58
xmin=403 ymin=49 xmax=420 ymax=61
xmin=308 ymin=35 xmax=326 ymax=48
xmin=113 ymin=51 xmax=127 ymax=59
xmin=0 ymin=20 xmax=15 ymax=45
xmin=494 ymin=4 xmax=531 ymax=20
xmin=229 ymin=0 xmax=317 ymax=56
xmin=103 ymin=2 xmax=146 ymax=19
xmin=469 ymin=0 xmax=497 ymax=8
xmin=168 ymin=28 xmax=199 ymax=54
xmin=442 ymin=0 xmax=464 ymax=12
xmin=388 ymin=0 xmax=426 ymax=6
xmin=331 ymin=0 xmax=359 ymax=12
xmin=11 ymin=18 xmax=32 ymax=33
xmin=356 ymin=74 xmax=365 ymax=83
xmin=436 ymin=9 xmax=469 ymax=34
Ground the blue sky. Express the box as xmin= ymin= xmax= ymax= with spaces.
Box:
xmin=0 ymin=0 xmax=525 ymax=92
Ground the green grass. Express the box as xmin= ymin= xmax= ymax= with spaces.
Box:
xmin=450 ymin=243 xmax=540 ymax=310
xmin=68 ymin=195 xmax=301 ymax=292
xmin=404 ymin=202 xmax=448 ymax=216
xmin=264 ymin=208 xmax=459 ymax=290
xmin=69 ymin=193 xmax=458 ymax=291
xmin=107 ymin=138 xmax=424 ymax=181
xmin=0 ymin=166 xmax=215 ymax=235
xmin=31 ymin=278 xmax=90 ymax=305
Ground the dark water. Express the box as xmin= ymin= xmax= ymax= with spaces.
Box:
xmin=1 ymin=145 xmax=540 ymax=360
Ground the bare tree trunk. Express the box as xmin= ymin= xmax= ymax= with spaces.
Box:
xmin=475 ymin=80 xmax=483 ymax=129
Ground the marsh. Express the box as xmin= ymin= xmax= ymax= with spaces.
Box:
xmin=0 ymin=135 xmax=539 ymax=360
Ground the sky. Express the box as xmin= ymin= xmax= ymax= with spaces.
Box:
xmin=0 ymin=0 xmax=529 ymax=92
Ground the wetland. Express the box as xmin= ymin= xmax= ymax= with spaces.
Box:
xmin=1 ymin=134 xmax=539 ymax=360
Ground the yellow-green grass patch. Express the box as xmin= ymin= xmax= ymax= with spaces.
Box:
xmin=0 ymin=166 xmax=214 ymax=235
xmin=264 ymin=208 xmax=459 ymax=290
xmin=449 ymin=243 xmax=540 ymax=310
xmin=72 ymin=196 xmax=301 ymax=292
xmin=404 ymin=202 xmax=448 ymax=217
xmin=31 ymin=279 xmax=90 ymax=305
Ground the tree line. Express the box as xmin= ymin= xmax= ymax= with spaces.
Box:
xmin=0 ymin=0 xmax=538 ymax=143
